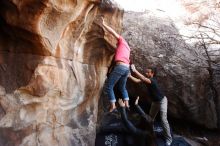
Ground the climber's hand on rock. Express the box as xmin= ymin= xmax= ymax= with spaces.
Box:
xmin=101 ymin=17 xmax=105 ymax=25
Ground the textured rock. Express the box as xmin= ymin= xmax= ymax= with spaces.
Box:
xmin=179 ymin=0 xmax=220 ymax=129
xmin=0 ymin=0 xmax=123 ymax=145
xmin=122 ymin=11 xmax=219 ymax=129
xmin=0 ymin=0 xmax=220 ymax=145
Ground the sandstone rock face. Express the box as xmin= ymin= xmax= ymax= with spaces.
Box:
xmin=0 ymin=0 xmax=123 ymax=145
xmin=123 ymin=11 xmax=219 ymax=129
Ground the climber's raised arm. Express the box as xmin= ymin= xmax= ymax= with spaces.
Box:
xmin=102 ymin=18 xmax=120 ymax=39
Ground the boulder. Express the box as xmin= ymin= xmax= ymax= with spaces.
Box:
xmin=0 ymin=0 xmax=123 ymax=145
xmin=122 ymin=11 xmax=219 ymax=129
xmin=0 ymin=0 xmax=220 ymax=145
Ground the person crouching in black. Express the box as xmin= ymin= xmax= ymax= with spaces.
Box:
xmin=118 ymin=97 xmax=156 ymax=146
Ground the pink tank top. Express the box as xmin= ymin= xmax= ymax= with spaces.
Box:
xmin=114 ymin=36 xmax=130 ymax=64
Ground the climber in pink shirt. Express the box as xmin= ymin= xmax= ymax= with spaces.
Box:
xmin=102 ymin=18 xmax=130 ymax=112
xmin=115 ymin=36 xmax=130 ymax=65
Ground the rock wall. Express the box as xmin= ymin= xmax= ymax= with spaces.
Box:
xmin=0 ymin=0 xmax=219 ymax=145
xmin=0 ymin=0 xmax=123 ymax=145
xmin=123 ymin=11 xmax=219 ymax=129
